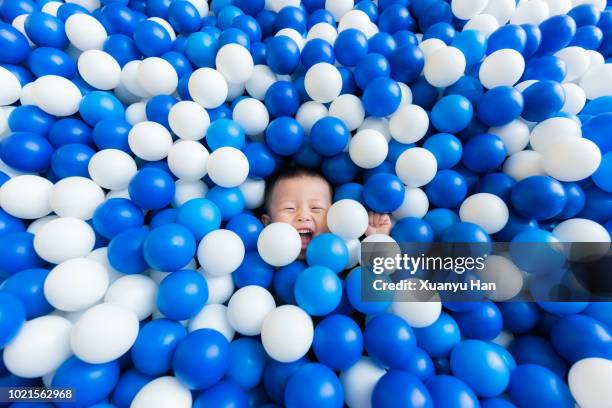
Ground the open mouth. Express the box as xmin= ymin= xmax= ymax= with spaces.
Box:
xmin=297 ymin=228 xmax=314 ymax=248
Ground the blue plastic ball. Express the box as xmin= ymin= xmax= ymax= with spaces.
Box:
xmin=218 ymin=27 xmax=251 ymax=49
xmin=477 ymin=86 xmax=524 ymax=126
xmin=92 ymin=119 xmax=130 ymax=151
xmin=0 ymin=22 xmax=30 ymax=64
xmin=206 ymin=186 xmax=245 ymax=221
xmin=133 ymin=19 xmax=172 ymax=56
xmin=372 ymin=371 xmax=433 ymax=408
xmin=226 ymin=213 xmax=263 ymax=252
xmin=0 ymin=268 xmax=52 ymax=319
xmin=49 ymin=119 xmax=93 ymax=148
xmin=243 ymin=142 xmax=276 ymax=179
xmin=92 ymin=198 xmax=144 ymax=239
xmin=524 ymin=55 xmax=567 ymax=82
xmin=507 ymin=365 xmax=574 ymax=408
xmin=27 ymin=47 xmax=76 ymax=78
xmin=194 ymin=381 xmax=249 ymax=408
xmin=431 ymin=95 xmax=473 ymax=133
xmin=294 ymin=266 xmax=342 ymax=316
xmin=346 ymin=267 xmax=391 ymax=315
xmin=99 ymin=3 xmax=138 ymax=36
xmin=362 ymin=77 xmax=402 ymax=117
xmin=24 ymin=12 xmax=68 ymax=49
xmin=454 ymin=301 xmax=503 ymax=341
xmin=206 ymin=118 xmax=245 ymax=150
xmin=368 ymin=32 xmax=397 ymax=57
xmin=312 ymin=314 xmax=362 ymax=371
xmin=157 ymin=269 xmax=208 ymax=320
xmin=273 ymin=261 xmax=306 ymax=304
xmin=8 ymin=105 xmax=56 ymax=135
xmin=266 ymin=35 xmax=300 ymax=74
xmin=363 ymin=172 xmax=405 ymax=212
xmin=265 ymin=116 xmax=304 ymax=156
xmin=1 ymin=0 xmax=37 ymax=23
xmin=424 ymin=209 xmax=460 ymax=241
xmin=450 ymin=340 xmax=510 ymax=398
xmin=52 ymin=356 xmax=119 ymax=408
xmin=462 ymin=133 xmax=506 ymax=173
xmin=426 ymin=375 xmax=479 ymax=408
xmin=0 ymin=232 xmax=44 ymax=278
xmin=378 ymin=4 xmax=413 ymax=34
xmin=168 ymin=0 xmax=201 ymax=34
xmin=444 ymin=75 xmax=484 ymax=105
xmin=425 ymin=170 xmax=468 ymax=208
xmin=79 ymin=91 xmax=125 ymax=126
xmin=111 ymin=369 xmax=153 ymax=408
xmin=305 ymin=233 xmax=349 ymax=273
xmin=354 ymin=53 xmax=391 ymax=90
xmin=50 ymin=143 xmax=95 ymax=179
xmin=226 ymin=338 xmax=267 ymax=390
xmin=173 ymin=329 xmax=229 ymax=390
xmin=391 ymin=217 xmax=434 ymax=243
xmin=521 ymin=80 xmax=565 ymax=122
xmin=145 ymin=95 xmax=177 ymax=128
xmin=143 ymin=223 xmax=196 ymax=272
xmin=107 ymin=228 xmax=149 ymax=274
xmin=442 ymin=222 xmax=491 ymax=243
xmin=536 ymin=15 xmax=577 ymax=56
xmin=334 ymin=29 xmax=368 ymax=67
xmin=276 ymin=6 xmax=306 ymax=33
xmin=487 ymin=25 xmax=527 ymax=54
xmin=174 ymin=198 xmax=221 ymax=240
xmin=300 ymin=38 xmax=334 ymax=70
xmin=423 ymin=133 xmax=462 ymax=170
xmin=476 ymin=173 xmax=516 ymax=204
xmin=131 ymin=319 xmax=187 ymax=375
xmin=103 ymin=33 xmax=141 ymax=67
xmin=511 ymin=176 xmax=567 ymax=220
xmin=0 ymin=132 xmax=53 ymax=172
xmin=510 ymin=335 xmax=567 ymax=378
xmin=231 ymin=15 xmax=262 ymax=42
xmin=284 ymin=363 xmax=344 ymax=408
xmin=412 ymin=312 xmax=460 ymax=358
xmin=185 ymin=31 xmax=218 ymax=67
xmin=451 ymin=29 xmax=486 ymax=67
xmin=233 ymin=252 xmax=274 ymax=289
xmin=550 ymin=314 xmax=612 ymax=362
xmin=365 ymin=313 xmax=417 ymax=368
xmin=0 ymin=293 xmax=25 ymax=348
xmin=128 ymin=167 xmax=175 ymax=211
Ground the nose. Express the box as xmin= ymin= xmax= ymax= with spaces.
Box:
xmin=296 ymin=208 xmax=312 ymax=222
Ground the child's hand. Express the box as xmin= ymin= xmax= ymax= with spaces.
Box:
xmin=365 ymin=212 xmax=392 ymax=236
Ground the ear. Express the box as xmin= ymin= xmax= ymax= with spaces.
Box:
xmin=261 ymin=213 xmax=271 ymax=226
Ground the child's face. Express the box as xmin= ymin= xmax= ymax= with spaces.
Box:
xmin=263 ymin=175 xmax=332 ymax=250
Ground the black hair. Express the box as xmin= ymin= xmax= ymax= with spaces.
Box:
xmin=262 ymin=163 xmax=333 ymax=213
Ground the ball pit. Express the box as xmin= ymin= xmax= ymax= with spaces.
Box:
xmin=0 ymin=0 xmax=611 ymax=407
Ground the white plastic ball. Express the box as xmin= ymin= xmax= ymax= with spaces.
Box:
xmin=216 ymin=43 xmax=254 ymax=83
xmin=478 ymin=255 xmax=524 ymax=301
xmin=261 ymin=305 xmax=313 ymax=362
xmin=34 ymin=217 xmax=95 ymax=264
xmin=338 ymin=9 xmax=371 ymax=33
xmin=340 ymin=357 xmax=386 ymax=408
xmin=77 ymin=50 xmax=121 ymax=90
xmin=44 ymin=258 xmax=109 ymax=312
xmin=553 ymin=218 xmax=611 ymax=243
xmin=451 ymin=0 xmax=488 ymax=20
xmin=184 ymin=0 xmax=208 ymax=17
xmin=580 ymin=63 xmax=612 ymax=100
xmin=569 ymin=358 xmax=612 ymax=408
xmin=87 ymin=247 xmax=123 ymax=284
xmin=125 ymin=101 xmax=147 ymax=125
xmin=120 ymin=61 xmax=150 ymax=98
xmin=239 ymin=178 xmax=265 ymax=209
xmin=0 ymin=175 xmax=53 ymax=219
xmin=149 ymin=17 xmax=175 ymax=41
xmin=349 ymin=129 xmax=389 ymax=169
xmin=482 ymin=0 xmax=515 ymax=24
xmin=463 ymin=14 xmax=500 ymax=38
xmin=329 ymin=94 xmax=365 ymax=131
xmin=587 ymin=49 xmax=605 ymax=68
xmin=510 ymin=0 xmax=550 ymax=25
xmin=398 ymin=82 xmax=413 ymax=105
xmin=128 ymin=121 xmax=173 ymax=161
xmin=26 ymin=215 xmax=58 ymax=235
xmin=503 ymin=150 xmax=546 ymax=181
xmin=0 ymin=66 xmax=22 ymax=105
xmin=306 ymin=22 xmax=338 ymax=44
xmin=32 ymin=75 xmax=81 ymax=116
xmin=391 ymin=299 xmax=442 ymax=328
xmin=554 ymin=46 xmax=590 ymax=82
xmin=543 ymin=0 xmax=571 ymax=15
xmin=424 ymin=46 xmax=466 ymax=87
xmin=49 ymin=177 xmax=104 ymax=220
xmin=392 ymin=187 xmax=429 ymax=219
xmin=137 ymin=57 xmax=178 ymax=96
xmin=65 ymin=0 xmax=100 ymax=12
xmin=479 ymin=49 xmax=525 ymax=89
xmin=345 ymin=238 xmax=360 ymax=269
xmin=198 ymin=229 xmax=245 ymax=276
xmin=358 ymin=234 xmax=401 ymax=267
xmin=266 ymin=0 xmax=300 ymax=12
xmin=296 ymin=101 xmax=328 ymax=134
xmin=257 ymin=222 xmax=301 ymax=267
xmin=173 ymin=180 xmax=208 ymax=207
xmin=104 ymin=275 xmax=157 ymax=321
xmin=132 ymin=376 xmax=192 ymax=408
xmin=227 ymin=286 xmax=276 ymax=336
xmin=459 ymin=193 xmax=509 ymax=234
xmin=419 ymin=38 xmax=447 ymax=59
xmin=188 ymin=304 xmax=235 ymax=341
xmin=276 ymin=28 xmax=305 ymax=50
xmin=167 ymin=141 xmax=209 ymax=181
xmin=200 ymin=268 xmax=234 ymax=304
xmin=3 ymin=316 xmax=72 ymax=378
xmin=359 ymin=117 xmax=391 ymax=141
xmin=396 ymin=147 xmax=438 ymax=188
xmin=12 ymin=14 xmax=33 ymax=46
xmin=233 ymin=98 xmax=270 ymax=136
xmin=71 ymin=302 xmax=139 ymax=364
xmin=245 ymin=65 xmax=277 ymax=100
xmin=327 ymin=199 xmax=369 ymax=240
xmin=561 ymin=83 xmax=587 ymax=115
xmin=19 ymin=82 xmax=35 ymax=106
xmin=304 ymin=63 xmax=342 ymax=103
xmin=325 ymin=0 xmax=354 ymax=21
xmin=530 ymin=117 xmax=581 ymax=153
xmin=188 ymin=68 xmax=228 ymax=108
xmin=389 ymin=104 xmax=429 ymax=143
xmin=88 ymin=149 xmax=137 ymax=190
xmin=168 ymin=101 xmax=210 ymax=141
xmin=65 ymin=13 xmax=107 ymax=50
xmin=489 ymin=119 xmax=530 ymax=155
xmin=207 ymin=147 xmax=249 ymax=188
xmin=541 ymin=138 xmax=601 ymax=181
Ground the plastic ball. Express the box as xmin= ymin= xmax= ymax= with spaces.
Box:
xmin=348 ymin=129 xmax=388 ymax=169
xmin=326 ymin=199 xmax=369 ymax=240
xmin=340 ymin=357 xmax=386 ymax=408
xmin=131 ymin=376 xmax=192 ymax=408
xmin=32 ymin=217 xmax=95 ymax=264
xmin=88 ymin=149 xmax=137 ymax=190
xmin=0 ymin=131 xmax=53 ymax=173
xmin=395 ymin=147 xmax=437 ymax=188
xmin=304 ymin=62 xmax=342 ymax=103
xmin=362 ymin=77 xmax=401 ymax=117
xmin=128 ymin=121 xmax=173 ymax=161
xmin=284 ymin=363 xmax=344 ymax=408
xmin=423 ymin=46 xmax=465 ymax=87
xmin=372 ymin=370 xmax=432 ymax=408
xmin=206 ymin=119 xmax=245 ymax=150
xmin=294 ymin=265 xmax=342 ymax=316
xmin=507 ymin=364 xmax=574 ymax=407
xmin=216 ymin=43 xmax=254 ymax=83
xmin=70 ymin=302 xmax=139 ymax=364
xmin=477 ymin=86 xmax=524 ymax=127
xmin=431 ymin=95 xmax=473 ymax=133
xmin=173 ymin=328 xmax=229 ymax=390
xmin=77 ymin=50 xmax=121 ymax=91
xmin=131 ymin=319 xmax=187 ymax=376
xmin=389 ymin=103 xmax=429 ymax=143
xmin=521 ymin=80 xmax=566 ymax=122
xmin=232 ymin=98 xmax=270 ymax=136
xmin=305 ymin=233 xmax=349 ymax=273
xmin=569 ymin=358 xmax=612 ymax=408
xmin=65 ymin=12 xmax=108 ymax=51
xmin=462 ymin=133 xmax=507 ymax=173
xmin=510 ymin=176 xmax=567 ymax=220
xmin=0 ymin=293 xmax=25 ymax=348
xmin=206 ymin=147 xmax=249 ymax=187
xmin=79 ymin=91 xmax=125 ymax=126
xmin=188 ymin=67 xmax=228 ymax=108
xmin=206 ymin=186 xmax=245 ymax=220
xmin=363 ymin=172 xmax=405 ymax=213
xmin=227 ymin=285 xmax=275 ymax=336
xmin=313 ymin=314 xmax=363 ymax=371
xmin=168 ymin=100 xmax=210 ymax=141
xmin=32 ymin=75 xmax=82 ymax=117
xmin=265 ymin=116 xmax=304 ymax=156
xmin=257 ymin=222 xmax=301 ymax=267
xmin=142 ymin=223 xmax=196 ymax=271
xmin=541 ymin=138 xmax=601 ymax=182
xmin=128 ymin=167 xmax=175 ymax=211
xmin=27 ymin=47 xmax=76 ymax=79
xmin=197 ymin=229 xmax=244 ymax=276
xmin=156 ymin=269 xmax=208 ymax=320
xmin=424 ymin=170 xmax=467 ymax=208
xmin=365 ymin=313 xmax=417 ymax=369
xmin=479 ymin=48 xmax=525 ymax=89
xmin=24 ymin=12 xmax=68 ymax=49
xmin=266 ymin=35 xmax=300 ymax=74
xmin=261 ymin=305 xmax=314 ymax=362
xmin=426 ymin=375 xmax=480 ymax=408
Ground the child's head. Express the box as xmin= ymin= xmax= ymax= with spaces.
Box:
xmin=262 ymin=165 xmax=333 ymax=250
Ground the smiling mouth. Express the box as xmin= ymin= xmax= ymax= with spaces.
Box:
xmin=297 ymin=228 xmax=314 ymax=248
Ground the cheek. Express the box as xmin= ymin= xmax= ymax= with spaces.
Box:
xmin=315 ymin=213 xmax=329 ymax=231
xmin=273 ymin=212 xmax=294 ymax=224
